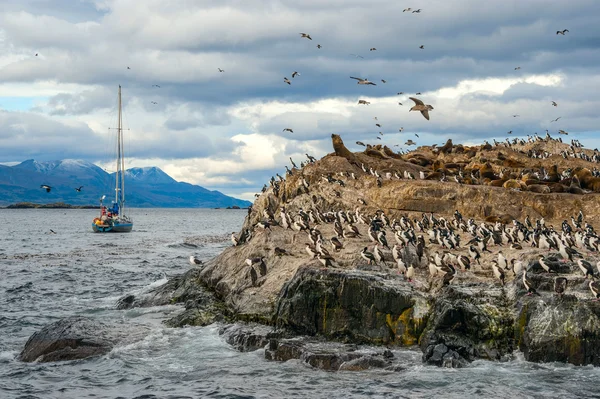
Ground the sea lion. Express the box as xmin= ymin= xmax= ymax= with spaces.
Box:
xmin=383 ymin=145 xmax=402 ymax=159
xmin=527 ymin=184 xmax=551 ymax=194
xmin=331 ymin=134 xmax=358 ymax=163
xmin=548 ymin=183 xmax=566 ymax=193
xmin=503 ymin=179 xmax=525 ymax=190
xmin=438 ymin=139 xmax=453 ymax=154
xmin=546 ymin=165 xmax=560 ymax=182
xmin=488 ymin=179 xmax=507 ymax=187
xmin=480 ymin=162 xmax=496 ymax=180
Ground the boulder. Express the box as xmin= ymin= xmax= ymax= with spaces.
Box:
xmin=19 ymin=316 xmax=149 ymax=363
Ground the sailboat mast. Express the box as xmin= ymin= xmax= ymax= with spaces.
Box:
xmin=119 ymin=86 xmax=126 ymax=211
xmin=115 ymin=85 xmax=122 ymax=205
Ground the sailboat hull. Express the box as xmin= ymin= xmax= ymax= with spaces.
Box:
xmin=92 ymin=222 xmax=133 ymax=233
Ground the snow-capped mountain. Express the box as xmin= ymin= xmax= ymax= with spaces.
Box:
xmin=0 ymin=159 xmax=251 ymax=208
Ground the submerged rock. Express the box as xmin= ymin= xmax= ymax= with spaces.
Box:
xmin=219 ymin=323 xmax=278 ymax=352
xmin=264 ymin=337 xmax=403 ymax=372
xmin=19 ymin=316 xmax=149 ymax=363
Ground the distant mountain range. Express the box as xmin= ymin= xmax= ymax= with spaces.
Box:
xmin=0 ymin=159 xmax=251 ymax=208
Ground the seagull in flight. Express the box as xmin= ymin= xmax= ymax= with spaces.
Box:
xmin=403 ymin=8 xmax=412 ymax=12
xmin=317 ymin=44 xmax=322 ymax=49
xmin=552 ymin=101 xmax=558 ymax=107
xmin=284 ymin=77 xmax=291 ymax=85
xmin=127 ymin=66 xmax=131 ymax=69
xmin=283 ymin=128 xmax=294 ymax=133
xmin=300 ymin=33 xmax=312 ymax=40
xmin=551 ymin=117 xmax=561 ymax=123
xmin=292 ymin=71 xmax=300 ymax=78
xmin=218 ymin=68 xmax=224 ymax=72
xmin=514 ymin=66 xmax=521 ymax=70
xmin=370 ymin=47 xmax=377 ymax=51
xmin=412 ymin=9 xmax=422 ymax=13
xmin=419 ymin=45 xmax=424 ymax=49
xmin=40 ymin=185 xmax=52 ymax=192
xmin=409 ymin=97 xmax=433 ymax=120
xmin=405 ymin=140 xmax=416 ymax=146
xmin=512 ymin=114 xmax=520 ymax=117
xmin=350 ymin=77 xmax=376 ymax=85
xmin=151 ymin=101 xmax=158 ymax=104
xmin=152 ymin=84 xmax=161 ymax=88
xmin=556 ymin=29 xmax=569 ymax=35
xmin=350 ymin=54 xmax=364 ymax=59
xmin=75 ymin=186 xmax=84 ymax=192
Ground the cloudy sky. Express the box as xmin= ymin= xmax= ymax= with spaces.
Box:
xmin=1 ymin=0 xmax=599 ymax=200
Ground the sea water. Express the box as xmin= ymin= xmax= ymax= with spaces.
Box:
xmin=1 ymin=209 xmax=598 ymax=399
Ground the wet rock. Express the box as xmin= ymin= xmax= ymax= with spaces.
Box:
xmin=516 ymin=295 xmax=600 ymax=366
xmin=116 ymin=268 xmax=207 ymax=310
xmin=19 ymin=316 xmax=149 ymax=363
xmin=274 ymin=267 xmax=428 ymax=345
xmin=219 ymin=323 xmax=278 ymax=352
xmin=265 ymin=337 xmax=400 ymax=371
xmin=420 ymin=285 xmax=514 ymax=367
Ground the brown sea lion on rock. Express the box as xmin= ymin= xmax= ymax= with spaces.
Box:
xmin=383 ymin=145 xmax=402 ymax=159
xmin=528 ymin=184 xmax=551 ymax=194
xmin=479 ymin=162 xmax=496 ymax=180
xmin=548 ymin=183 xmax=566 ymax=193
xmin=489 ymin=179 xmax=507 ymax=187
xmin=331 ymin=134 xmax=358 ymax=163
xmin=546 ymin=165 xmax=560 ymax=182
xmin=569 ymin=176 xmax=585 ymax=194
xmin=438 ymin=139 xmax=453 ymax=154
xmin=503 ymin=179 xmax=526 ymax=190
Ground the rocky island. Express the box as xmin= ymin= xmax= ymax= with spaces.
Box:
xmin=21 ymin=134 xmax=600 ymax=370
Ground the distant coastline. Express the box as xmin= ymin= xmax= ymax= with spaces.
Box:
xmin=2 ymin=202 xmax=97 ymax=209
xmin=1 ymin=202 xmax=249 ymax=210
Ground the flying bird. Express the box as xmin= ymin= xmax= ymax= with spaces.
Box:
xmin=514 ymin=66 xmax=521 ymax=70
xmin=551 ymin=117 xmax=561 ymax=122
xmin=356 ymin=141 xmax=366 ymax=146
xmin=152 ymin=84 xmax=161 ymax=88
xmin=397 ymin=92 xmax=404 ymax=95
xmin=40 ymin=184 xmax=52 ymax=192
xmin=350 ymin=77 xmax=376 ymax=85
xmin=558 ymin=129 xmax=569 ymax=135
xmin=551 ymin=101 xmax=558 ymax=107
xmin=358 ymin=99 xmax=370 ymax=105
xmin=283 ymin=128 xmax=294 ymax=133
xmin=381 ymin=79 xmax=387 ymax=83
xmin=292 ymin=71 xmax=300 ymax=78
xmin=398 ymin=127 xmax=404 ymax=132
xmin=35 ymin=53 xmax=38 ymax=56
xmin=419 ymin=45 xmax=424 ymax=49
xmin=150 ymin=101 xmax=158 ymax=104
xmin=317 ymin=44 xmax=322 ymax=49
xmin=218 ymin=68 xmax=224 ymax=72
xmin=75 ymin=186 xmax=83 ymax=192
xmin=349 ymin=54 xmax=364 ymax=59
xmin=513 ymin=114 xmax=520 ymax=117
xmin=127 ymin=66 xmax=131 ymax=69
xmin=284 ymin=77 xmax=291 ymax=85
xmin=376 ymin=123 xmax=381 ymax=127
xmin=415 ymin=92 xmax=422 ymax=95
xmin=556 ymin=29 xmax=569 ymax=35
xmin=403 ymin=8 xmax=412 ymax=12
xmin=398 ymin=102 xmax=403 ymax=106
xmin=412 ymin=9 xmax=422 ymax=13
xmin=409 ymin=97 xmax=434 ymax=120
xmin=507 ymin=130 xmax=512 ymax=135
xmin=300 ymin=33 xmax=312 ymax=40
xmin=415 ymin=133 xmax=419 ymax=137
xmin=405 ymin=140 xmax=416 ymax=146
xmin=370 ymin=47 xmax=377 ymax=51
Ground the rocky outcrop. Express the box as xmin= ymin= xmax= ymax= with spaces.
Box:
xmin=132 ymin=135 xmax=600 ymax=369
xmin=275 ymin=267 xmax=427 ymax=345
xmin=19 ymin=316 xmax=149 ymax=363
xmin=517 ymin=290 xmax=600 ymax=366
xmin=420 ymin=285 xmax=515 ymax=367
xmin=219 ymin=323 xmax=279 ymax=352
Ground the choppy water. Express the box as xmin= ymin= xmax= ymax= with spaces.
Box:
xmin=1 ymin=209 xmax=599 ymax=399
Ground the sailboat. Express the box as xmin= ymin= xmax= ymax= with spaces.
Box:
xmin=92 ymin=85 xmax=133 ymax=233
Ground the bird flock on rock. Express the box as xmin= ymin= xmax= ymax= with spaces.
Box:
xmin=231 ymin=173 xmax=600 ymax=300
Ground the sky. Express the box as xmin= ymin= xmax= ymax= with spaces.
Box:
xmin=1 ymin=0 xmax=599 ymax=200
